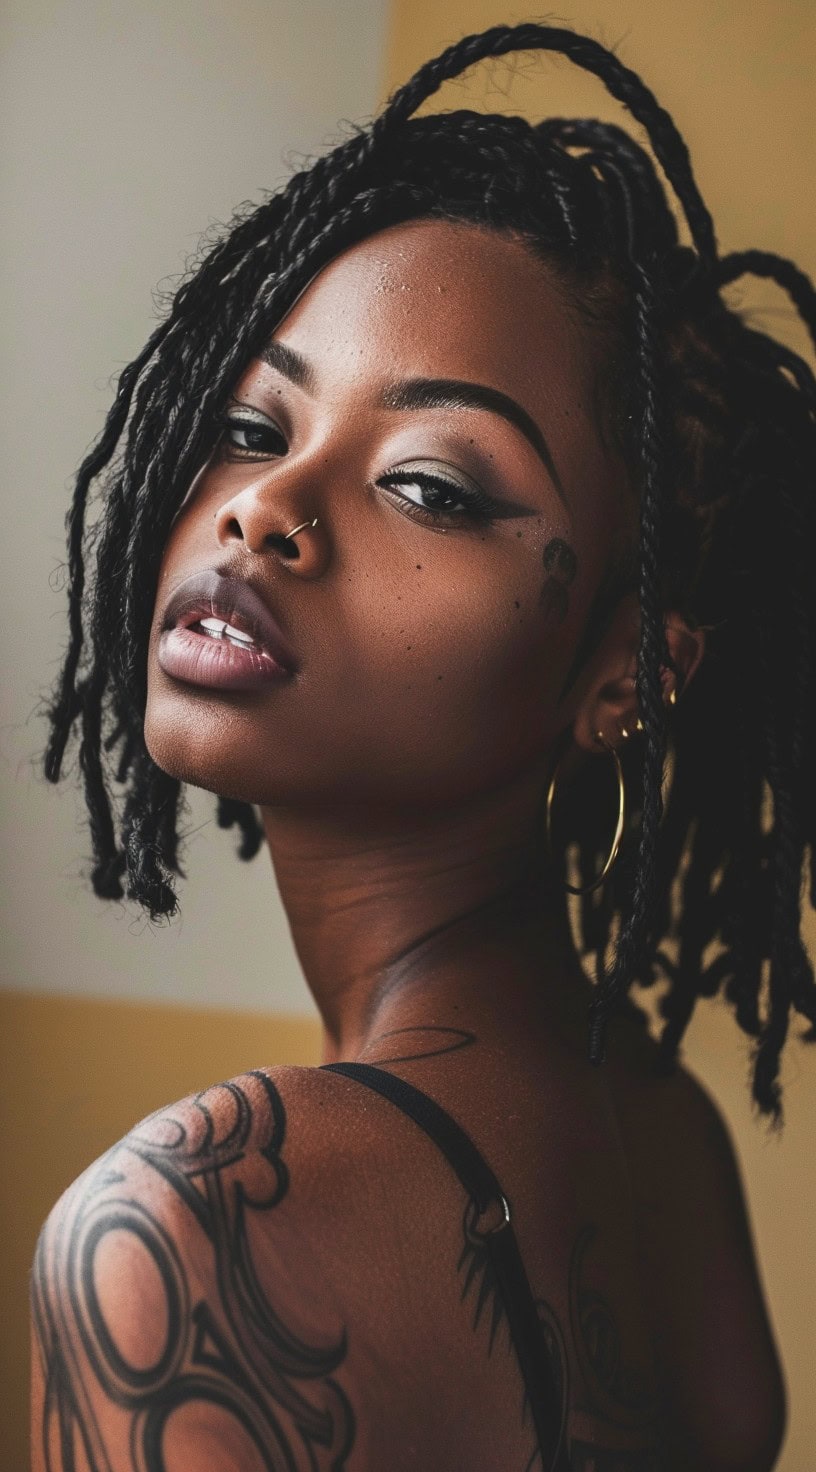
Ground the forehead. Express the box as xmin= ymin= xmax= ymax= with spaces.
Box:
xmin=271 ymin=217 xmax=593 ymax=416
xmin=258 ymin=218 xmax=632 ymax=552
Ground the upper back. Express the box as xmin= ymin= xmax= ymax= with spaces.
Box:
xmin=31 ymin=1017 xmax=786 ymax=1472
xmin=288 ymin=1016 xmax=787 ymax=1470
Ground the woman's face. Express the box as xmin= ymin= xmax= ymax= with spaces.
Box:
xmin=144 ymin=217 xmax=633 ymax=813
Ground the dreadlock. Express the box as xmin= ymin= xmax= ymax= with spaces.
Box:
xmin=42 ymin=22 xmax=816 ymax=1129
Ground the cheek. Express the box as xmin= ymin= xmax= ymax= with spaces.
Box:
xmin=321 ymin=541 xmax=576 ymax=796
xmin=156 ymin=491 xmax=211 ymax=575
xmin=165 ymin=459 xmax=212 ymax=534
xmin=148 ymin=497 xmax=216 ymax=651
xmin=143 ymin=521 xmax=581 ymax=810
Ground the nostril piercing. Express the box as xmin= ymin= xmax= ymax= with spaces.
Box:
xmin=285 ymin=517 xmax=318 ymax=540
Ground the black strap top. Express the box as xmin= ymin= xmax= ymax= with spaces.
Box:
xmin=320 ymin=1060 xmax=571 ymax=1471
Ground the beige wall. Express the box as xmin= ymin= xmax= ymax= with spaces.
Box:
xmin=1 ymin=0 xmax=389 ymax=1016
xmin=380 ymin=5 xmax=816 ymax=1469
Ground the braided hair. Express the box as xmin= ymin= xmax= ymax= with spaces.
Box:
xmin=42 ymin=23 xmax=816 ymax=1128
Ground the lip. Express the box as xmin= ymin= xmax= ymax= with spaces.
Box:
xmin=157 ymin=569 xmax=299 ymax=691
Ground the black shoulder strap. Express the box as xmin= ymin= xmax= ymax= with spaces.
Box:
xmin=321 ymin=1060 xmax=570 ymax=1471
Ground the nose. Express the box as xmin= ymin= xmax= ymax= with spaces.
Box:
xmin=214 ymin=478 xmax=324 ymax=570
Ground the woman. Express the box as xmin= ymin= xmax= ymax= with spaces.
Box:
xmin=31 ymin=20 xmax=813 ymax=1471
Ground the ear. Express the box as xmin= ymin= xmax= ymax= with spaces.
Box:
xmin=569 ymin=590 xmax=706 ymax=754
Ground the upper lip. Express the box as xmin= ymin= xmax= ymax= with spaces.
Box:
xmin=160 ymin=569 xmax=300 ymax=672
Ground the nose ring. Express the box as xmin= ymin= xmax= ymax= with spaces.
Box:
xmin=285 ymin=517 xmax=318 ymax=540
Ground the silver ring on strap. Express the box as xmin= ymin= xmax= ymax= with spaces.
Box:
xmin=464 ymin=1190 xmax=512 ymax=1242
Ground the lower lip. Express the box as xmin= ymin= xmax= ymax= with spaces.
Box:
xmin=157 ymin=626 xmax=295 ymax=690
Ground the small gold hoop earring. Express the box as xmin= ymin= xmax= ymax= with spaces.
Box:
xmin=545 ymin=731 xmax=626 ymax=895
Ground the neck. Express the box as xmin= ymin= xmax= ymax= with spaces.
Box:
xmin=260 ymin=770 xmax=592 ymax=1065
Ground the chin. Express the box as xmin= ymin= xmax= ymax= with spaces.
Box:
xmin=143 ymin=701 xmax=244 ymax=802
xmin=143 ymin=696 xmax=309 ymax=810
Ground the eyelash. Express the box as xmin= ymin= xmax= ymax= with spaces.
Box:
xmin=220 ymin=412 xmax=498 ymax=527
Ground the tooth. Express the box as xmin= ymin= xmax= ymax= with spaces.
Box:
xmin=199 ymin=617 xmax=227 ymax=634
xmin=224 ymin=622 xmax=255 ymax=644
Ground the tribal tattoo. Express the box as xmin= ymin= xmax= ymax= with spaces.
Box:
xmin=32 ymin=1059 xmax=668 ymax=1470
xmin=31 ymin=1071 xmax=355 ymax=1471
xmin=359 ymin=1024 xmax=477 ymax=1065
xmin=458 ymin=1199 xmax=666 ymax=1470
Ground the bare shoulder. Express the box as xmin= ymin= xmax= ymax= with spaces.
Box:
xmin=604 ymin=1020 xmax=788 ymax=1470
xmin=608 ymin=1017 xmax=774 ymax=1253
xmin=30 ymin=1065 xmax=363 ymax=1472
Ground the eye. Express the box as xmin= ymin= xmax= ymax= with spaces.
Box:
xmin=377 ymin=468 xmax=498 ymax=527
xmin=221 ymin=406 xmax=287 ymax=459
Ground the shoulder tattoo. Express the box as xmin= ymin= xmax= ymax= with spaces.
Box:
xmin=31 ymin=1071 xmax=356 ymax=1470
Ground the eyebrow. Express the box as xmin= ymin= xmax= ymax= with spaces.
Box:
xmin=261 ymin=340 xmax=316 ymax=391
xmin=380 ymin=378 xmax=566 ymax=505
xmin=260 ymin=340 xmax=566 ymax=505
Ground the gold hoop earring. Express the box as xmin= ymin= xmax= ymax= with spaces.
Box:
xmin=545 ymin=731 xmax=626 ymax=895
